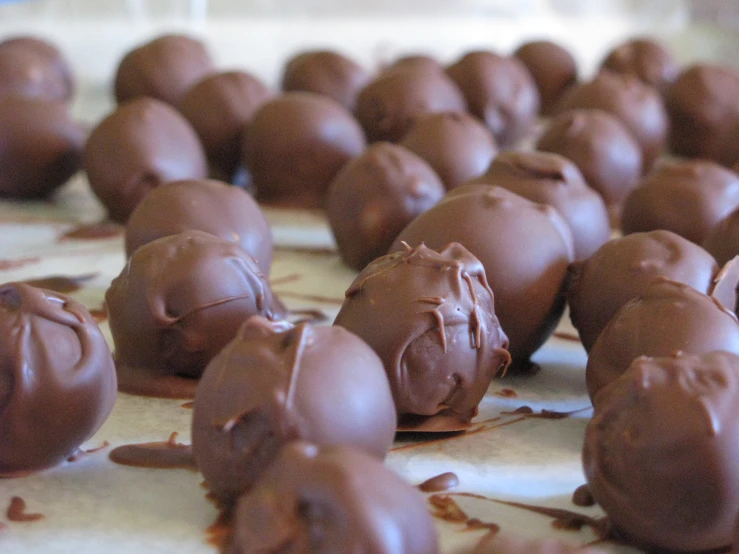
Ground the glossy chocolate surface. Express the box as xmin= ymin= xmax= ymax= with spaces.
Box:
xmin=513 ymin=40 xmax=577 ymax=115
xmin=703 ymin=208 xmax=739 ymax=266
xmin=600 ymin=38 xmax=678 ymax=93
xmin=0 ymin=36 xmax=73 ymax=102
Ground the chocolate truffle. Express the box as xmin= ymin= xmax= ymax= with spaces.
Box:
xmin=703 ymin=208 xmax=739 ymax=266
xmin=192 ymin=318 xmax=396 ymax=503
xmin=386 ymin=54 xmax=443 ymax=75
xmin=513 ymin=40 xmax=578 ymax=115
xmin=355 ymin=65 xmax=467 ymax=143
xmin=230 ymin=442 xmax=438 ymax=553
xmin=474 ymin=534 xmax=606 ymax=554
xmin=84 ymin=97 xmax=208 ymax=223
xmin=391 ymin=185 xmax=573 ymax=369
xmin=0 ymin=95 xmax=85 ymax=199
xmin=536 ymin=109 xmax=643 ymax=210
xmin=178 ymin=71 xmax=272 ymax=179
xmin=0 ymin=36 xmax=73 ymax=102
xmin=243 ymin=92 xmax=366 ymax=208
xmin=446 ymin=51 xmax=540 ymax=147
xmin=584 ymin=351 xmax=739 ymax=552
xmin=586 ymin=277 xmax=739 ymax=399
xmin=621 ymin=160 xmax=739 ymax=245
xmin=335 ymin=243 xmax=510 ymax=430
xmin=281 ymin=50 xmax=370 ymax=111
xmin=600 ymin=38 xmax=678 ymax=93
xmin=114 ymin=34 xmax=214 ymax=106
xmin=124 ymin=178 xmax=273 ymax=274
xmin=0 ymin=282 xmax=117 ymax=476
xmin=106 ymin=230 xmax=279 ymax=399
xmin=569 ymin=230 xmax=718 ymax=352
xmin=325 ymin=142 xmax=445 ymax=271
xmin=481 ymin=150 xmax=610 ymax=260
xmin=400 ymin=111 xmax=498 ymax=190
xmin=556 ymin=70 xmax=668 ymax=169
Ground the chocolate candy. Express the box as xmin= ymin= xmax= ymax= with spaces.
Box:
xmin=0 ymin=282 xmax=117 ymax=476
xmin=106 ymin=230 xmax=279 ymax=399
xmin=243 ymin=92 xmax=366 ymax=208
xmin=124 ymin=178 xmax=273 ymax=274
xmin=447 ymin=51 xmax=540 ymax=148
xmin=703 ymin=208 xmax=739 ymax=266
xmin=400 ymin=111 xmax=498 ymax=190
xmin=0 ymin=95 xmax=85 ymax=199
xmin=0 ymin=36 xmax=73 ymax=102
xmin=586 ymin=277 xmax=739 ymax=399
xmin=621 ymin=160 xmax=739 ymax=245
xmin=84 ymin=97 xmax=208 ymax=223
xmin=569 ymin=230 xmax=718 ymax=352
xmin=584 ymin=351 xmax=739 ymax=552
xmin=387 ymin=54 xmax=443 ymax=74
xmin=230 ymin=442 xmax=438 ymax=553
xmin=114 ymin=34 xmax=214 ymax=106
xmin=513 ymin=40 xmax=577 ymax=115
xmin=325 ymin=142 xmax=445 ymax=271
xmin=600 ymin=38 xmax=678 ymax=93
xmin=192 ymin=318 xmax=396 ymax=503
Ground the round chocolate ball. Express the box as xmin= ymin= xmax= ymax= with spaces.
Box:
xmin=0 ymin=282 xmax=117 ymax=476
xmin=124 ymin=178 xmax=273 ymax=274
xmin=703 ymin=208 xmax=739 ymax=266
xmin=391 ymin=185 xmax=573 ymax=370
xmin=0 ymin=36 xmax=73 ymax=102
xmin=84 ymin=97 xmax=208 ymax=223
xmin=621 ymin=160 xmax=739 ymax=245
xmin=399 ymin=111 xmax=498 ymax=190
xmin=600 ymin=38 xmax=678 ymax=93
xmin=325 ymin=142 xmax=445 ymax=271
xmin=568 ymin=230 xmax=718 ymax=352
xmin=192 ymin=317 xmax=397 ymax=504
xmin=0 ymin=95 xmax=85 ymax=199
xmin=513 ymin=40 xmax=578 ymax=116
xmin=243 ymin=92 xmax=366 ymax=208
xmin=446 ymin=51 xmax=540 ymax=148
xmin=230 ymin=442 xmax=438 ymax=553
xmin=584 ymin=351 xmax=739 ymax=552
xmin=114 ymin=34 xmax=214 ymax=106
xmin=386 ymin=54 xmax=443 ymax=75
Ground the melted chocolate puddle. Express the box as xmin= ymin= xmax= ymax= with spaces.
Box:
xmin=181 ymin=401 xmax=194 ymax=409
xmin=109 ymin=432 xmax=197 ymax=471
xmin=572 ymin=484 xmax=595 ymax=507
xmin=269 ymin=273 xmax=302 ymax=286
xmin=553 ymin=331 xmax=581 ymax=343
xmin=289 ymin=308 xmax=330 ymax=324
xmin=88 ymin=303 xmax=108 ymax=323
xmin=428 ymin=494 xmax=500 ymax=534
xmin=7 ymin=497 xmax=44 ymax=522
xmin=418 ymin=472 xmax=460 ymax=493
xmin=116 ymin=363 xmax=197 ymax=399
xmin=60 ymin=222 xmax=122 ymax=241
xmin=495 ymin=388 xmax=518 ymax=398
xmin=0 ymin=257 xmax=40 ymax=270
xmin=23 ymin=273 xmax=97 ymax=293
xmin=67 ymin=440 xmax=111 ymax=462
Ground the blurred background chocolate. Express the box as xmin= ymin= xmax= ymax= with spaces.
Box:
xmin=513 ymin=39 xmax=578 ymax=116
xmin=0 ymin=35 xmax=74 ymax=102
xmin=474 ymin=534 xmax=606 ymax=554
xmin=600 ymin=37 xmax=678 ymax=93
xmin=703 ymin=208 xmax=739 ymax=266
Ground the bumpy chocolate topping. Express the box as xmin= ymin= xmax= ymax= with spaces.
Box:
xmin=446 ymin=51 xmax=540 ymax=148
xmin=114 ymin=34 xmax=214 ymax=106
xmin=513 ymin=40 xmax=578 ymax=116
xmin=178 ymin=71 xmax=272 ymax=179
xmin=335 ymin=243 xmax=510 ymax=430
xmin=474 ymin=534 xmax=605 ymax=554
xmin=586 ymin=278 xmax=739 ymax=399
xmin=192 ymin=318 xmax=396 ymax=504
xmin=106 ymin=230 xmax=278 ymax=398
xmin=243 ymin=92 xmax=366 ymax=208
xmin=0 ymin=282 xmax=117 ymax=476
xmin=704 ymin=208 xmax=739 ymax=266
xmin=481 ymin=150 xmax=610 ymax=261
xmin=84 ymin=97 xmax=208 ymax=223
xmin=392 ymin=185 xmax=573 ymax=369
xmin=569 ymin=230 xmax=718 ymax=352
xmin=400 ymin=111 xmax=498 ymax=190
xmin=230 ymin=442 xmax=438 ymax=553
xmin=0 ymin=36 xmax=74 ymax=102
xmin=600 ymin=38 xmax=678 ymax=93
xmin=621 ymin=160 xmax=739 ymax=245
xmin=325 ymin=142 xmax=445 ymax=271
xmin=584 ymin=351 xmax=739 ymax=552
xmin=0 ymin=95 xmax=85 ymax=199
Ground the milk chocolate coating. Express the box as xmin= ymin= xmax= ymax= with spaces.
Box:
xmin=584 ymin=351 xmax=739 ymax=552
xmin=0 ymin=36 xmax=74 ymax=102
xmin=703 ymin=208 xmax=739 ymax=266
xmin=192 ymin=318 xmax=396 ymax=504
xmin=536 ymin=109 xmax=643 ymax=208
xmin=124 ymin=179 xmax=273 ymax=274
xmin=569 ymin=230 xmax=718 ymax=352
xmin=243 ymin=92 xmax=366 ymax=208
xmin=230 ymin=442 xmax=438 ymax=554
xmin=0 ymin=282 xmax=117 ymax=476
xmin=481 ymin=150 xmax=610 ymax=261
xmin=84 ymin=97 xmax=208 ymax=223
xmin=556 ymin=70 xmax=668 ymax=169
xmin=387 ymin=55 xmax=443 ymax=75
xmin=114 ymin=34 xmax=214 ymax=106
xmin=178 ymin=71 xmax=272 ymax=179
xmin=106 ymin=230 xmax=278 ymax=392
xmin=586 ymin=278 xmax=739 ymax=399
xmin=325 ymin=142 xmax=445 ymax=271
xmin=475 ymin=535 xmax=605 ymax=554
xmin=446 ymin=51 xmax=540 ymax=148
xmin=513 ymin=40 xmax=577 ymax=116
xmin=400 ymin=111 xmax=498 ymax=190
xmin=0 ymin=95 xmax=85 ymax=199
xmin=355 ymin=65 xmax=467 ymax=143
xmin=621 ymin=160 xmax=739 ymax=245
xmin=600 ymin=38 xmax=678 ymax=93
xmin=281 ymin=50 xmax=370 ymax=112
